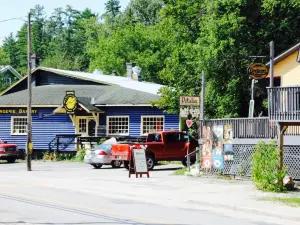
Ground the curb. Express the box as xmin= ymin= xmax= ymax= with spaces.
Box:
xmin=187 ymin=199 xmax=300 ymax=222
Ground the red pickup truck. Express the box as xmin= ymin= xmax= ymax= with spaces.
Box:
xmin=111 ymin=131 xmax=198 ymax=170
xmin=0 ymin=141 xmax=25 ymax=163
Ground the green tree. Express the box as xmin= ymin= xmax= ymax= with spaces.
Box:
xmin=0 ymin=48 xmax=9 ymax=65
xmin=2 ymin=34 xmax=19 ymax=69
xmin=126 ymin=0 xmax=164 ymax=26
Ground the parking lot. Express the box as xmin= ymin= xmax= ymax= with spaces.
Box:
xmin=0 ymin=161 xmax=299 ymax=225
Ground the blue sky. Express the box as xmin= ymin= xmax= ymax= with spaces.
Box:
xmin=0 ymin=0 xmax=130 ymax=45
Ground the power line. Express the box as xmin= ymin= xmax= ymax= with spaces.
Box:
xmin=0 ymin=16 xmax=27 ymax=23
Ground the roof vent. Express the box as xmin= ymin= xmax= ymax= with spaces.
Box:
xmin=93 ymin=69 xmax=104 ymax=75
xmin=112 ymin=71 xmax=117 ymax=76
xmin=132 ymin=66 xmax=142 ymax=81
xmin=126 ymin=62 xmax=136 ymax=79
xmin=90 ymin=97 xmax=95 ymax=105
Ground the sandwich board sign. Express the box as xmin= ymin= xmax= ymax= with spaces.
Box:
xmin=128 ymin=145 xmax=150 ymax=178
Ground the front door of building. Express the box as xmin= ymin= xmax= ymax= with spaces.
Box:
xmin=76 ymin=116 xmax=96 ymax=136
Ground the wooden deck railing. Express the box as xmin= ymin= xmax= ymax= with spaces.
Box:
xmin=200 ymin=117 xmax=300 ymax=138
xmin=200 ymin=117 xmax=277 ymax=139
xmin=268 ymin=86 xmax=300 ymax=122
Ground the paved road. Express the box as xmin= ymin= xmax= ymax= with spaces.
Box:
xmin=0 ymin=161 xmax=293 ymax=225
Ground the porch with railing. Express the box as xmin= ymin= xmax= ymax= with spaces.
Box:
xmin=200 ymin=117 xmax=300 ymax=139
xmin=268 ymin=86 xmax=300 ymax=122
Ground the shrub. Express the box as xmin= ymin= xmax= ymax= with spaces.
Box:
xmin=251 ymin=141 xmax=287 ymax=192
xmin=75 ymin=148 xmax=86 ymax=162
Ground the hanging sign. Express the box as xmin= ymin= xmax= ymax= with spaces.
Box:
xmin=186 ymin=120 xmax=193 ymax=128
xmin=180 ymin=96 xmax=200 ymax=106
xmin=63 ymin=91 xmax=78 ymax=114
xmin=247 ymin=63 xmax=269 ymax=79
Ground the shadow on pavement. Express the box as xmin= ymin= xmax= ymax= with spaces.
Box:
xmin=152 ymin=167 xmax=182 ymax=172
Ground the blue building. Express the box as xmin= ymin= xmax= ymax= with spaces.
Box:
xmin=0 ymin=65 xmax=180 ymax=151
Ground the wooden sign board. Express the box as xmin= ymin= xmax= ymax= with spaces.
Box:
xmin=180 ymin=96 xmax=200 ymax=106
xmin=247 ymin=63 xmax=268 ymax=80
xmin=128 ymin=148 xmax=149 ymax=178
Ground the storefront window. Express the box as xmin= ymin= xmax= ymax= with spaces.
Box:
xmin=107 ymin=116 xmax=129 ymax=135
xmin=141 ymin=116 xmax=164 ymax=135
xmin=11 ymin=117 xmax=27 ymax=135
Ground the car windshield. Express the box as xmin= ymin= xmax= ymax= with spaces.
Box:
xmin=94 ymin=144 xmax=112 ymax=152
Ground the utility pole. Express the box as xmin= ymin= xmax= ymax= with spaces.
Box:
xmin=26 ymin=12 xmax=32 ymax=171
xmin=270 ymin=41 xmax=274 ymax=88
xmin=200 ymin=71 xmax=205 ymax=120
xmin=199 ymin=71 xmax=205 ymax=166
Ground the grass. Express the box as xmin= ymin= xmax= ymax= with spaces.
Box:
xmin=159 ymin=161 xmax=182 ymax=165
xmin=171 ymin=167 xmax=187 ymax=175
xmin=259 ymin=197 xmax=300 ymax=207
xmin=216 ymin=175 xmax=233 ymax=180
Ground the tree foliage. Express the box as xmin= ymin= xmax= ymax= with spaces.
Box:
xmin=1 ymin=0 xmax=300 ymax=118
xmin=0 ymin=47 xmax=9 ymax=65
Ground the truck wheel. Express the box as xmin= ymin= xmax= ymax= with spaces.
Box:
xmin=7 ymin=158 xmax=16 ymax=163
xmin=146 ymin=155 xmax=155 ymax=170
xmin=92 ymin=163 xmax=103 ymax=169
xmin=111 ymin=160 xmax=122 ymax=168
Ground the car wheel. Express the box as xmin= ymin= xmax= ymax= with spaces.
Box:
xmin=7 ymin=158 xmax=16 ymax=163
xmin=146 ymin=155 xmax=155 ymax=171
xmin=111 ymin=160 xmax=122 ymax=168
xmin=92 ymin=163 xmax=103 ymax=169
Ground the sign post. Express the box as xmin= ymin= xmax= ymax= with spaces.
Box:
xmin=186 ymin=120 xmax=194 ymax=171
xmin=180 ymin=96 xmax=200 ymax=172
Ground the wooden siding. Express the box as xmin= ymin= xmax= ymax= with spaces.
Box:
xmin=269 ymin=51 xmax=299 ymax=79
xmin=35 ymin=71 xmax=100 ymax=86
xmin=0 ymin=108 xmax=75 ymax=150
xmin=282 ymin=64 xmax=300 ymax=86
xmin=98 ymin=107 xmax=179 ymax=136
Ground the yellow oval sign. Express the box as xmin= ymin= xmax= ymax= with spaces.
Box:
xmin=63 ymin=91 xmax=78 ymax=114
xmin=247 ymin=63 xmax=268 ymax=79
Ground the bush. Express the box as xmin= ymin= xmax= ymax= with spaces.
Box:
xmin=75 ymin=148 xmax=86 ymax=162
xmin=251 ymin=141 xmax=287 ymax=192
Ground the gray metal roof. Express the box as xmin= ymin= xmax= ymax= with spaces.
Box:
xmin=0 ymin=85 xmax=159 ymax=106
xmin=0 ymin=65 xmax=23 ymax=79
xmin=35 ymin=67 xmax=165 ymax=95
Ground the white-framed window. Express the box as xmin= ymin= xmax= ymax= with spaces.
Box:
xmin=141 ymin=116 xmax=164 ymax=135
xmin=11 ymin=116 xmax=27 ymax=135
xmin=107 ymin=116 xmax=129 ymax=135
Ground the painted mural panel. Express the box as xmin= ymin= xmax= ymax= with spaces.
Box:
xmin=202 ymin=126 xmax=212 ymax=168
xmin=224 ymin=124 xmax=234 ymax=161
xmin=212 ymin=125 xmax=224 ymax=169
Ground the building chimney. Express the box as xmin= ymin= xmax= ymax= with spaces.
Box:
xmin=126 ymin=62 xmax=136 ymax=79
xmin=93 ymin=69 xmax=103 ymax=75
xmin=90 ymin=97 xmax=95 ymax=105
xmin=30 ymin=54 xmax=40 ymax=69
